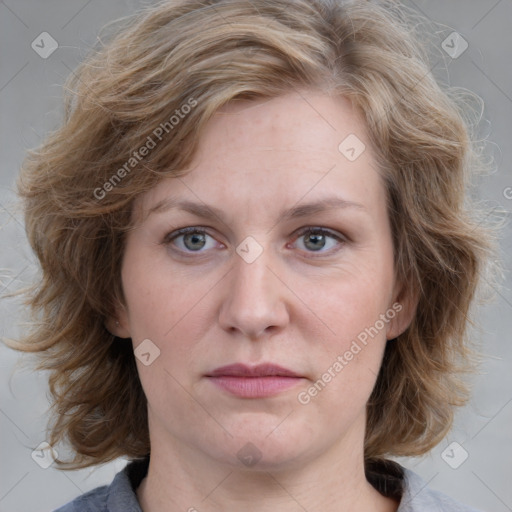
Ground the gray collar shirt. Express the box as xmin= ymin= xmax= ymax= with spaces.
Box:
xmin=53 ymin=456 xmax=482 ymax=512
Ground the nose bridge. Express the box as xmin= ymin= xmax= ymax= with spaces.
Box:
xmin=219 ymin=236 xmax=288 ymax=338
xmin=233 ymin=238 xmax=271 ymax=297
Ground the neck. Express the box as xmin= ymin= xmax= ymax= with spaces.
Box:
xmin=136 ymin=419 xmax=398 ymax=512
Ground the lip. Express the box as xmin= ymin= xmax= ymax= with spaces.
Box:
xmin=205 ymin=363 xmax=304 ymax=398
xmin=207 ymin=363 xmax=301 ymax=378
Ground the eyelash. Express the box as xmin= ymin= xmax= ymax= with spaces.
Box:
xmin=162 ymin=226 xmax=346 ymax=258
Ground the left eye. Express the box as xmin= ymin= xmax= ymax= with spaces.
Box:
xmin=291 ymin=227 xmax=344 ymax=255
xmin=163 ymin=226 xmax=344 ymax=255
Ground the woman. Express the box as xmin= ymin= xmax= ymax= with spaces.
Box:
xmin=10 ymin=0 xmax=495 ymax=510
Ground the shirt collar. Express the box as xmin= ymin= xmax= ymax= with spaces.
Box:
xmin=105 ymin=455 xmax=446 ymax=512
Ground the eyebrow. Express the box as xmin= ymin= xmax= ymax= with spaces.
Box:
xmin=147 ymin=195 xmax=367 ymax=224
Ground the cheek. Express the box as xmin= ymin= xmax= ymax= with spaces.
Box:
xmin=121 ymin=252 xmax=215 ymax=379
xmin=296 ymin=258 xmax=394 ymax=399
xmin=300 ymin=283 xmax=391 ymax=414
xmin=306 ymin=266 xmax=394 ymax=345
xmin=121 ymin=243 xmax=190 ymax=337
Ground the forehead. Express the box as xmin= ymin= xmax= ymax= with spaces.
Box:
xmin=200 ymin=90 xmax=365 ymax=158
xmin=135 ymin=90 xmax=384 ymax=222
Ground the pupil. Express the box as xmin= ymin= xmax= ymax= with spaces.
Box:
xmin=306 ymin=233 xmax=324 ymax=251
xmin=185 ymin=233 xmax=205 ymax=250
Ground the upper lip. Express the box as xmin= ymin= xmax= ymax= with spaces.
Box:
xmin=206 ymin=363 xmax=301 ymax=378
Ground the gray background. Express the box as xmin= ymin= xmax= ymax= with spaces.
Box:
xmin=0 ymin=1 xmax=511 ymax=511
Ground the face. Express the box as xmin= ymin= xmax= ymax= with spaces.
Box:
xmin=115 ymin=90 xmax=414 ymax=470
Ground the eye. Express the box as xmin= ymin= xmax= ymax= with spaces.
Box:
xmin=163 ymin=226 xmax=345 ymax=257
xmin=163 ymin=227 xmax=221 ymax=254
xmin=291 ymin=227 xmax=345 ymax=256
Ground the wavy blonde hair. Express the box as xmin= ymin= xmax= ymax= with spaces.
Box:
xmin=8 ymin=0 xmax=496 ymax=469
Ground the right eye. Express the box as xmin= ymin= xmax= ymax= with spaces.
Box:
xmin=162 ymin=226 xmax=223 ymax=255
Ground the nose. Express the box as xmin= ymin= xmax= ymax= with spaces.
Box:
xmin=218 ymin=242 xmax=290 ymax=341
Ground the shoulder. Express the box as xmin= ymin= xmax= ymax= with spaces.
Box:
xmin=53 ymin=484 xmax=110 ymax=512
xmin=399 ymin=466 xmax=483 ymax=512
xmin=366 ymin=459 xmax=482 ymax=512
xmin=53 ymin=457 xmax=149 ymax=512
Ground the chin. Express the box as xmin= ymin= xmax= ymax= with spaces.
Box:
xmin=200 ymin=418 xmax=317 ymax=471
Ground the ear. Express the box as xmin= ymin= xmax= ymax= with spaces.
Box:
xmin=105 ymin=304 xmax=131 ymax=339
xmin=386 ymin=276 xmax=419 ymax=340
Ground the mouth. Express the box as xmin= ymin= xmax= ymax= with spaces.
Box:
xmin=205 ymin=363 xmax=304 ymax=398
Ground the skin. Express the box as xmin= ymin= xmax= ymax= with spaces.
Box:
xmin=110 ymin=89 xmax=417 ymax=512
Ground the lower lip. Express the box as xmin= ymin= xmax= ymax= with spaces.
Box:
xmin=207 ymin=376 xmax=303 ymax=398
